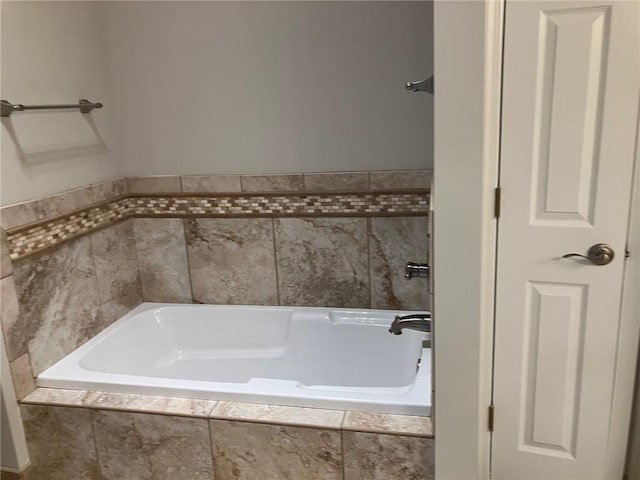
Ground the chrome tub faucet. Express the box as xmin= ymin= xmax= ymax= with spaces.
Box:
xmin=389 ymin=313 xmax=431 ymax=335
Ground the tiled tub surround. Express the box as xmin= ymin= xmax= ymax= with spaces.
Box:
xmin=20 ymin=388 xmax=434 ymax=480
xmin=2 ymin=170 xmax=429 ymax=308
xmin=1 ymin=216 xmax=143 ymax=407
xmin=3 ymin=171 xmax=430 ymax=260
xmin=1 ymin=220 xmax=143 ymax=375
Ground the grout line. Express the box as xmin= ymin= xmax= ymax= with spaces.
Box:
xmin=207 ymin=414 xmax=344 ymax=431
xmin=126 ymin=218 xmax=145 ymax=305
xmin=130 ymin=218 xmax=149 ymax=302
xmin=339 ymin=425 xmax=434 ymax=439
xmin=271 ymin=218 xmax=282 ymax=306
xmin=207 ymin=414 xmax=217 ymax=480
xmin=366 ymin=218 xmax=373 ymax=309
xmin=81 ymin=223 xmax=107 ymax=324
xmin=339 ymin=410 xmax=347 ymax=430
xmin=88 ymin=409 xmax=104 ymax=479
xmin=341 ymin=428 xmax=347 ymax=480
xmin=86 ymin=216 xmax=112 ymax=301
xmin=20 ymin=401 xmax=92 ymax=411
xmin=119 ymin=176 xmax=130 ymax=196
xmin=181 ymin=218 xmax=196 ymax=303
xmin=205 ymin=401 xmax=219 ymax=417
xmin=23 ymin=398 xmax=217 ymax=420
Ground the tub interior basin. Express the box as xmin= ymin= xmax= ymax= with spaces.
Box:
xmin=78 ymin=306 xmax=425 ymax=388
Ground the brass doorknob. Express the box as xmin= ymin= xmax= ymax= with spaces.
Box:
xmin=563 ymin=243 xmax=615 ymax=266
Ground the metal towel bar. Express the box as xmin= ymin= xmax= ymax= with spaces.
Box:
xmin=1 ymin=99 xmax=103 ymax=117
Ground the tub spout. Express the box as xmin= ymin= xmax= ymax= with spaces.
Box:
xmin=389 ymin=313 xmax=431 ymax=335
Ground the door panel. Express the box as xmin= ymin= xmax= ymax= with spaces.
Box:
xmin=531 ymin=6 xmax=609 ymax=227
xmin=493 ymin=1 xmax=639 ymax=479
xmin=523 ymin=281 xmax=585 ymax=459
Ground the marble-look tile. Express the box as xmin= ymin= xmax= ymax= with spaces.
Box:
xmin=21 ymin=404 xmax=99 ymax=479
xmin=21 ymin=388 xmax=100 ymax=407
xmin=241 ymin=174 xmax=304 ymax=192
xmin=211 ymin=401 xmax=344 ymax=429
xmin=90 ymin=178 xmax=127 ymax=203
xmin=93 ymin=410 xmax=213 ymax=480
xmin=12 ymin=236 xmax=104 ymax=374
xmin=185 ymin=218 xmax=277 ymax=305
xmin=343 ymin=431 xmax=434 ymax=480
xmin=303 ymin=172 xmax=369 ymax=191
xmin=90 ymin=220 xmax=143 ymax=324
xmin=0 ymin=470 xmax=22 ymax=480
xmin=92 ymin=392 xmax=217 ymax=418
xmin=369 ymin=217 xmax=430 ymax=310
xmin=181 ymin=174 xmax=242 ymax=192
xmin=127 ymin=176 xmax=182 ymax=193
xmin=0 ymin=198 xmax=47 ymax=230
xmin=274 ymin=218 xmax=369 ymax=308
xmin=1 ymin=230 xmax=12 ymax=278
xmin=343 ymin=411 xmax=433 ymax=437
xmin=133 ymin=218 xmax=192 ymax=303
xmin=40 ymin=185 xmax=95 ymax=218
xmin=370 ymin=170 xmax=432 ymax=190
xmin=210 ymin=419 xmax=342 ymax=480
xmin=9 ymin=353 xmax=35 ymax=400
xmin=1 ymin=275 xmax=25 ymax=361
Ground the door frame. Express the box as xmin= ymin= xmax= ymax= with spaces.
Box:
xmin=433 ymin=1 xmax=640 ymax=478
xmin=610 ymin=101 xmax=640 ymax=479
xmin=433 ymin=0 xmax=503 ymax=477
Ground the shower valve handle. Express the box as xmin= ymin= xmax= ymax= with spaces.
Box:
xmin=405 ymin=262 xmax=430 ymax=280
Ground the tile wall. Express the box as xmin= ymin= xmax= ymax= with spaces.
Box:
xmin=1 ymin=180 xmax=143 ymax=403
xmin=126 ymin=171 xmax=430 ymax=310
xmin=18 ymin=388 xmax=434 ymax=480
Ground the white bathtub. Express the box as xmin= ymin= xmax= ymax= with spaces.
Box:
xmin=38 ymin=303 xmax=431 ymax=415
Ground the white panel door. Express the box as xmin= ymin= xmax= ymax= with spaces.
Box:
xmin=493 ymin=1 xmax=639 ymax=479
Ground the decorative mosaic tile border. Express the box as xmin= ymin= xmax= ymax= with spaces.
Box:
xmin=7 ymin=190 xmax=429 ymax=260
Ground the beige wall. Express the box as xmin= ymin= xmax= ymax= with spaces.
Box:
xmin=1 ymin=1 xmax=432 ymax=205
xmin=1 ymin=1 xmax=120 ymax=206
xmin=98 ymin=1 xmax=433 ymax=177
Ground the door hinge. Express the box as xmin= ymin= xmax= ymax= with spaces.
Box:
xmin=488 ymin=404 xmax=495 ymax=432
xmin=494 ymin=188 xmax=502 ymax=218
